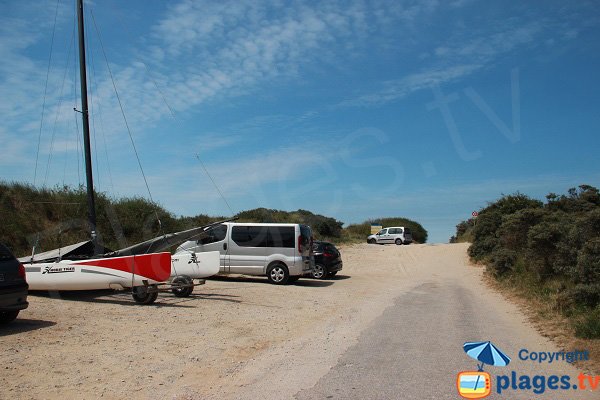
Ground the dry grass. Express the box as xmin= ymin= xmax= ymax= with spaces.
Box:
xmin=482 ymin=271 xmax=600 ymax=374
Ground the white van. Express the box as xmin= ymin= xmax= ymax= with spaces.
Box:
xmin=367 ymin=227 xmax=413 ymax=245
xmin=175 ymin=222 xmax=314 ymax=284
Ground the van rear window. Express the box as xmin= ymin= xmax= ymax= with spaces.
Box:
xmin=268 ymin=227 xmax=295 ymax=248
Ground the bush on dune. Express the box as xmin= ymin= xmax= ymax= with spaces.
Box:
xmin=454 ymin=185 xmax=600 ymax=338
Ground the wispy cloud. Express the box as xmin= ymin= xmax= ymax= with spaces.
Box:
xmin=340 ymin=9 xmax=585 ymax=107
xmin=340 ymin=64 xmax=482 ymax=107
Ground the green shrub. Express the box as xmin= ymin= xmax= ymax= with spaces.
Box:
xmin=566 ymin=284 xmax=600 ymax=308
xmin=455 ymin=185 xmax=600 ymax=335
xmin=497 ymin=208 xmax=546 ymax=251
xmin=234 ymin=208 xmax=343 ymax=239
xmin=345 ymin=218 xmax=428 ymax=243
xmin=575 ymin=306 xmax=600 ymax=339
xmin=468 ymin=236 xmax=499 ymax=260
xmin=577 ymin=238 xmax=600 ymax=285
xmin=487 ymin=248 xmax=518 ymax=277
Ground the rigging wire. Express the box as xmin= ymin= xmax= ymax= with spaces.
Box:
xmin=43 ymin=19 xmax=76 ymax=188
xmin=64 ymin=35 xmax=79 ymax=186
xmin=110 ymin=8 xmax=236 ymax=218
xmin=89 ymin=8 xmax=162 ymax=232
xmin=86 ymin=21 xmax=116 ymax=194
xmin=195 ymin=154 xmax=234 ymax=216
xmin=34 ymin=0 xmax=61 ymax=186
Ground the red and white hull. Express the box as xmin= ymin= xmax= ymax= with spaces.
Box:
xmin=24 ymin=252 xmax=172 ymax=291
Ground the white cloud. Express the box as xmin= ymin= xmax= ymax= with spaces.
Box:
xmin=340 ymin=64 xmax=482 ymax=107
xmin=340 ymin=7 xmax=588 ymax=108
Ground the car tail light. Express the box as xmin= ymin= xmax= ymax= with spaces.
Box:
xmin=323 ymin=252 xmax=334 ymax=258
xmin=18 ymin=263 xmax=26 ymax=280
xmin=298 ymin=235 xmax=303 ymax=254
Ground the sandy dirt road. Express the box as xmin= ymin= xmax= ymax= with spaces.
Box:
xmin=1 ymin=243 xmax=597 ymax=399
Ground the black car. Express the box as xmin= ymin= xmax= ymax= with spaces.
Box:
xmin=310 ymin=241 xmax=343 ymax=279
xmin=0 ymin=243 xmax=28 ymax=324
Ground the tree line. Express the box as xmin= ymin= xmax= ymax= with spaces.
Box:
xmin=1 ymin=181 xmax=427 ymax=257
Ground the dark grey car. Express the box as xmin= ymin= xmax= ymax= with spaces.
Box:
xmin=0 ymin=243 xmax=28 ymax=324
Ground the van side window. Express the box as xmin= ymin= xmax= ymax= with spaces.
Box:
xmin=267 ymin=227 xmax=295 ymax=248
xmin=231 ymin=226 xmax=268 ymax=247
xmin=199 ymin=224 xmax=227 ymax=245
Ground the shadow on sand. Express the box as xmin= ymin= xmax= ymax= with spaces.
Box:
xmin=208 ymin=275 xmax=337 ymax=287
xmin=27 ymin=290 xmax=196 ymax=308
xmin=0 ymin=318 xmax=56 ymax=336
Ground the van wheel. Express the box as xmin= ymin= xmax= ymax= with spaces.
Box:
xmin=171 ymin=276 xmax=194 ymax=297
xmin=132 ymin=285 xmax=159 ymax=304
xmin=367 ymin=238 xmax=376 ymax=244
xmin=311 ymin=264 xmax=327 ymax=279
xmin=395 ymin=239 xmax=403 ymax=245
xmin=267 ymin=264 xmax=289 ymax=285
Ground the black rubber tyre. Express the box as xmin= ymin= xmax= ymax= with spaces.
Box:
xmin=0 ymin=310 xmax=19 ymax=324
xmin=311 ymin=264 xmax=327 ymax=280
xmin=132 ymin=285 xmax=159 ymax=304
xmin=171 ymin=276 xmax=194 ymax=297
xmin=266 ymin=263 xmax=289 ymax=285
xmin=367 ymin=238 xmax=376 ymax=244
xmin=395 ymin=238 xmax=403 ymax=245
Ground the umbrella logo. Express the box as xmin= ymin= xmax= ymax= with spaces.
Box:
xmin=457 ymin=341 xmax=511 ymax=399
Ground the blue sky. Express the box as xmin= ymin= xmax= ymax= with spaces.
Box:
xmin=1 ymin=0 xmax=599 ymax=243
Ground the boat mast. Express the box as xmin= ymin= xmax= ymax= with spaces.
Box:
xmin=76 ymin=0 xmax=97 ymax=242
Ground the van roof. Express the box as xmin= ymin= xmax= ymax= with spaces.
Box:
xmin=222 ymin=222 xmax=303 ymax=227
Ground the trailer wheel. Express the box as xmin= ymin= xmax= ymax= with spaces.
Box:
xmin=171 ymin=276 xmax=194 ymax=297
xmin=132 ymin=285 xmax=159 ymax=304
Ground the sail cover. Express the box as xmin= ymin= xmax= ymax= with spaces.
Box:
xmin=19 ymin=240 xmax=111 ymax=263
xmin=105 ymin=218 xmax=236 ymax=257
xmin=20 ymin=218 xmax=236 ymax=262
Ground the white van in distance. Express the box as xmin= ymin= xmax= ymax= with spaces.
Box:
xmin=367 ymin=227 xmax=413 ymax=245
xmin=175 ymin=222 xmax=313 ymax=284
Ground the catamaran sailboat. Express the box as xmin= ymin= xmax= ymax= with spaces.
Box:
xmin=20 ymin=0 xmax=222 ymax=304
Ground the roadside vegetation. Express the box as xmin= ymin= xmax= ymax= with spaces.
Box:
xmin=0 ymin=181 xmax=427 ymax=257
xmin=453 ymin=185 xmax=600 ymax=340
xmin=344 ymin=217 xmax=428 ymax=244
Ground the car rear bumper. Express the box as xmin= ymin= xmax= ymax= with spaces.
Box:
xmin=0 ymin=286 xmax=29 ymax=311
xmin=327 ymin=260 xmax=343 ymax=272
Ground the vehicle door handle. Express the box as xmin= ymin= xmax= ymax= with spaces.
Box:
xmin=223 ymin=243 xmax=228 ymax=251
